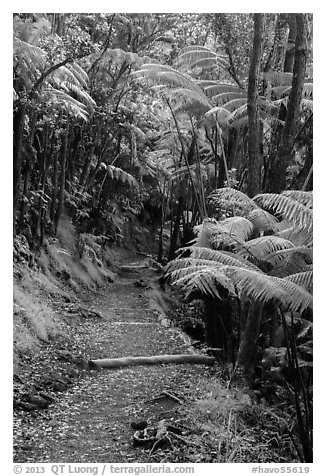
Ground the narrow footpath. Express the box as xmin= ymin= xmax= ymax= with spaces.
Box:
xmin=13 ymin=260 xmax=217 ymax=463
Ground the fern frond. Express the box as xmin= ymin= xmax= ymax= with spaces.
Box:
xmin=132 ymin=63 xmax=204 ymax=96
xmin=173 ymin=88 xmax=212 ymax=112
xmin=247 ymin=209 xmax=280 ymax=233
xmin=265 ymin=246 xmax=312 ymax=267
xmin=176 ymin=45 xmax=228 ymax=70
xmin=271 ymin=276 xmax=313 ymax=312
xmin=211 ymin=91 xmax=247 ymax=106
xmin=106 ymin=165 xmax=138 ymax=188
xmin=271 ymin=85 xmax=291 ymax=98
xmin=236 ymin=236 xmax=295 ymax=262
xmin=223 ymin=97 xmax=247 ymax=113
xmin=42 ymin=88 xmax=89 ymax=120
xmin=213 ymin=216 xmax=254 ymax=246
xmin=67 ymin=63 xmax=89 ymax=89
xmin=269 ymin=251 xmax=312 ymax=278
xmin=209 ymin=187 xmax=258 ymax=212
xmin=285 ymin=271 xmax=313 ymax=294
xmin=193 ymin=217 xmax=253 ymax=248
xmin=13 ymin=37 xmax=46 ymax=71
xmin=227 ymin=103 xmax=248 ymax=123
xmin=281 ymin=190 xmax=313 ymax=208
xmin=228 ymin=267 xmax=312 ymax=312
xmin=203 ymin=83 xmax=244 ymax=97
xmin=188 ymin=247 xmax=262 ymax=272
xmin=276 ymin=223 xmax=312 ymax=247
xmin=253 ymin=193 xmax=313 ymax=232
xmin=172 ymin=264 xmax=235 ymax=298
xmin=263 ymin=71 xmax=293 ymax=86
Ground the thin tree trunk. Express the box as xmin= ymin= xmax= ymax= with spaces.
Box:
xmin=13 ymin=105 xmax=26 ymax=230
xmin=247 ymin=13 xmax=264 ymax=197
xmin=55 ymin=127 xmax=69 ymax=232
xmin=50 ymin=148 xmax=59 ymax=225
xmin=168 ymin=195 xmax=184 ymax=261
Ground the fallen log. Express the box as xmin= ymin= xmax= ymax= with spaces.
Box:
xmin=90 ymin=354 xmax=215 ymax=369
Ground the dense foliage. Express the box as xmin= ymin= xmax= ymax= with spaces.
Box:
xmin=13 ymin=13 xmax=313 ymax=462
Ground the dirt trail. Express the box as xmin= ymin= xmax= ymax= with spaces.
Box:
xmin=14 ymin=259 xmax=214 ymax=463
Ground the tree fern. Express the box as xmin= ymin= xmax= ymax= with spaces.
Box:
xmin=171 ymin=264 xmax=235 ymax=298
xmin=253 ymin=192 xmax=313 ymax=233
xmin=167 ymin=257 xmax=312 ymax=313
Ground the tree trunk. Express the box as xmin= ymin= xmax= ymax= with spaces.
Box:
xmin=283 ymin=14 xmax=297 ymax=73
xmin=168 ymin=195 xmax=184 ymax=261
xmin=264 ymin=14 xmax=308 ymax=193
xmin=236 ymin=303 xmax=263 ymax=376
xmin=13 ymin=105 xmax=26 ymax=230
xmin=50 ymin=148 xmax=59 ymax=225
xmin=247 ymin=13 xmax=264 ymax=197
xmin=274 ymin=14 xmax=308 ymax=193
xmin=55 ymin=127 xmax=69 ymax=232
xmin=204 ymin=294 xmax=232 ymax=359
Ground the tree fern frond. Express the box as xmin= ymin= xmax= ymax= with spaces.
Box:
xmin=281 ymin=190 xmax=313 ymax=208
xmin=172 ymin=265 xmax=235 ymax=298
xmin=247 ymin=209 xmax=280 ymax=233
xmin=269 ymin=251 xmax=312 ymax=278
xmin=284 ymin=271 xmax=313 ymax=293
xmin=204 ymin=106 xmax=232 ymax=126
xmin=42 ymin=88 xmax=89 ymax=120
xmin=106 ymin=165 xmax=138 ymax=188
xmin=227 ymin=103 xmax=248 ymax=123
xmin=253 ymin=193 xmax=313 ymax=232
xmin=176 ymin=45 xmax=228 ymax=70
xmin=13 ymin=37 xmax=46 ymax=70
xmin=228 ymin=267 xmax=312 ymax=312
xmin=265 ymin=246 xmax=312 ymax=267
xmin=188 ymin=247 xmax=263 ymax=272
xmin=132 ymin=63 xmax=204 ymax=96
xmin=276 ymin=224 xmax=312 ymax=247
xmin=223 ymin=97 xmax=248 ymax=113
xmin=203 ymin=83 xmax=244 ymax=97
xmin=263 ymin=71 xmax=293 ymax=86
xmin=67 ymin=63 xmax=89 ymax=89
xmin=271 ymin=85 xmax=291 ymax=98
xmin=211 ymin=216 xmax=254 ymax=247
xmin=172 ymin=87 xmax=212 ymax=109
xmin=236 ymin=236 xmax=295 ymax=262
xmin=209 ymin=187 xmax=258 ymax=212
xmin=192 ymin=220 xmax=218 ymax=248
xmin=210 ymin=91 xmax=247 ymax=106
xmin=271 ymin=276 xmax=313 ymax=312
xmin=229 ymin=116 xmax=248 ymax=130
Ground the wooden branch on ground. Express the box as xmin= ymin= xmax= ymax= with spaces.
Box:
xmin=90 ymin=354 xmax=215 ymax=369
